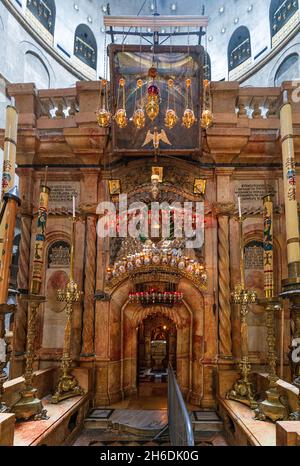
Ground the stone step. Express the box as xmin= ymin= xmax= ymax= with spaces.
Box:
xmin=192 ymin=411 xmax=224 ymax=433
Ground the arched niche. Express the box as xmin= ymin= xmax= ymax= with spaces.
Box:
xmin=40 ymin=239 xmax=70 ymax=362
xmin=74 ymin=24 xmax=97 ymax=70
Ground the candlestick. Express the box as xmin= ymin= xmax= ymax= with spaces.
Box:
xmin=12 ymin=178 xmax=50 ymax=421
xmin=73 ymin=196 xmax=76 ymax=219
xmin=51 ymin=216 xmax=84 ymax=404
xmin=238 ymin=197 xmax=242 ymax=219
xmin=254 ymin=298 xmax=288 ymax=422
xmin=227 ymin=213 xmax=258 ymax=409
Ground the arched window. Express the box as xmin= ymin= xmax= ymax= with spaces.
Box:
xmin=204 ymin=52 xmax=211 ymax=81
xmin=270 ymin=0 xmax=299 ymax=45
xmin=74 ymin=24 xmax=97 ymax=70
xmin=228 ymin=26 xmax=251 ymax=73
xmin=26 ymin=0 xmax=56 ymax=35
xmin=274 ymin=53 xmax=299 ymax=85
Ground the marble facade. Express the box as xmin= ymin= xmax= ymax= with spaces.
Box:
xmin=1 ymin=79 xmax=299 ymax=411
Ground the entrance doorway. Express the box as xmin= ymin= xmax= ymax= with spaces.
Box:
xmin=137 ymin=314 xmax=177 ymax=390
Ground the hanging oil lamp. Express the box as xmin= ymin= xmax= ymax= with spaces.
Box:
xmin=164 ymin=79 xmax=178 ymax=129
xmin=201 ymin=79 xmax=213 ymax=129
xmin=146 ymin=66 xmax=160 ymax=122
xmin=114 ymin=78 xmax=128 ymax=128
xmin=132 ymin=79 xmax=146 ymax=129
xmin=96 ymin=79 xmax=111 ymax=128
xmin=182 ymin=78 xmax=196 ymax=129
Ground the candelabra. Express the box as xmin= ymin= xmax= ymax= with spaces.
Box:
xmin=254 ymin=298 xmax=288 ymax=422
xmin=12 ymin=295 xmax=49 ymax=421
xmin=51 ymin=216 xmax=84 ymax=404
xmin=226 ymin=215 xmax=258 ymax=409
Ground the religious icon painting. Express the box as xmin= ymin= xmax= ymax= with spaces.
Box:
xmin=108 ymin=179 xmax=121 ymax=196
xmin=152 ymin=167 xmax=164 ymax=183
xmin=194 ymin=179 xmax=207 ymax=195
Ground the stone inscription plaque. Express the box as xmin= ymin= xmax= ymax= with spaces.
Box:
xmin=48 ymin=182 xmax=80 ymax=208
xmin=234 ymin=181 xmax=278 ymax=209
xmin=245 ymin=241 xmax=264 ymax=270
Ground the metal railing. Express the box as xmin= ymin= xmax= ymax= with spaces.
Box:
xmin=168 ymin=364 xmax=194 ymax=447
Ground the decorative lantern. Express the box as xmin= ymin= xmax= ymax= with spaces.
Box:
xmin=114 ymin=78 xmax=128 ymax=128
xmin=96 ymin=80 xmax=111 ymax=128
xmin=182 ymin=78 xmax=196 ymax=129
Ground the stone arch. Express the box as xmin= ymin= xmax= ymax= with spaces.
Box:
xmin=97 ymin=274 xmax=206 ymax=406
xmin=19 ymin=41 xmax=56 ymax=88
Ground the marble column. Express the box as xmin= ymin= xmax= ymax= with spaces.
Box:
xmin=81 ymin=215 xmax=97 ymax=356
xmin=214 ymin=203 xmax=235 ymax=358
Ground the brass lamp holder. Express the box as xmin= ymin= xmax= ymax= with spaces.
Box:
xmin=12 ymin=294 xmax=49 ymax=421
xmin=226 ymin=284 xmax=258 ymax=410
xmin=51 ymin=278 xmax=84 ymax=404
xmin=254 ymin=297 xmax=288 ymax=422
xmin=0 ymin=303 xmax=17 ymax=414
xmin=51 ymin=216 xmax=84 ymax=404
xmin=226 ymin=216 xmax=258 ymax=410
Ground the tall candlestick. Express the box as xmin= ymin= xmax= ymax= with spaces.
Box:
xmin=238 ymin=196 xmax=242 ymax=219
xmin=0 ymin=188 xmax=21 ymax=304
xmin=73 ymin=196 xmax=76 ymax=219
xmin=280 ymin=91 xmax=300 ymax=275
xmin=30 ymin=184 xmax=50 ymax=295
xmin=263 ymin=195 xmax=274 ymax=299
xmin=1 ymin=106 xmax=18 ymax=197
xmin=0 ymin=106 xmax=18 ymax=275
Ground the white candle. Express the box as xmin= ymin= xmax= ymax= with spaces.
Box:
xmin=0 ymin=338 xmax=6 ymax=363
xmin=73 ymin=196 xmax=76 ymax=218
xmin=238 ymin=197 xmax=242 ymax=219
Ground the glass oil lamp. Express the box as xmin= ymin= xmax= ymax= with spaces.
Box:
xmin=96 ymin=80 xmax=111 ymax=128
xmin=132 ymin=79 xmax=146 ymax=129
xmin=182 ymin=78 xmax=196 ymax=129
xmin=114 ymin=78 xmax=128 ymax=128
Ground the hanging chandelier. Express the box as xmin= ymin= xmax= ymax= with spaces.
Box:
xmin=106 ymin=242 xmax=208 ymax=290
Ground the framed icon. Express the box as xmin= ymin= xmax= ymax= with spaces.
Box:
xmin=109 ymin=179 xmax=121 ymax=195
xmin=152 ymin=167 xmax=164 ymax=183
xmin=194 ymin=179 xmax=207 ymax=195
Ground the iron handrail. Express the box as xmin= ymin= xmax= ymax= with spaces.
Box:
xmin=168 ymin=363 xmax=194 ymax=446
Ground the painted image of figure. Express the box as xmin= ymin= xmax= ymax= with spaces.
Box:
xmin=38 ymin=209 xmax=48 ymax=237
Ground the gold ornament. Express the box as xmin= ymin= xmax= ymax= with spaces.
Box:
xmin=96 ymin=80 xmax=111 ymax=128
xmin=201 ymin=109 xmax=213 ymax=129
xmin=114 ymin=108 xmax=128 ymax=128
xmin=146 ymin=95 xmax=160 ymax=121
xmin=132 ymin=108 xmax=146 ymax=129
xmin=182 ymin=108 xmax=196 ymax=129
xmin=165 ymin=109 xmax=178 ymax=129
xmin=96 ymin=108 xmax=111 ymax=128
